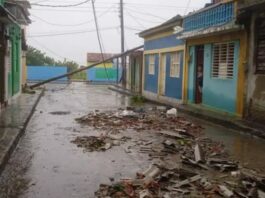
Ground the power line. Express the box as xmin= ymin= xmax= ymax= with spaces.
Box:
xmin=184 ymin=0 xmax=192 ymax=15
xmin=124 ymin=26 xmax=143 ymax=31
xmin=125 ymin=10 xmax=146 ymax=29
xmin=30 ymin=37 xmax=82 ymax=65
xmin=124 ymin=9 xmax=163 ymax=24
xmin=120 ymin=0 xmax=126 ymax=87
xmin=31 ymin=0 xmax=91 ymax=7
xmin=28 ymin=27 xmax=117 ymax=37
xmin=125 ymin=7 xmax=167 ymax=21
xmin=30 ymin=38 xmax=65 ymax=59
xmin=91 ymin=0 xmax=110 ymax=81
xmin=31 ymin=5 xmax=114 ymax=26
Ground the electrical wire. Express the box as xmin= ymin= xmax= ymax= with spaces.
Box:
xmin=30 ymin=37 xmax=82 ymax=65
xmin=125 ymin=10 xmax=146 ymax=29
xmin=124 ymin=9 xmax=162 ymax=24
xmin=124 ymin=7 xmax=167 ymax=21
xmin=28 ymin=26 xmax=117 ymax=37
xmin=184 ymin=0 xmax=192 ymax=15
xmin=91 ymin=0 xmax=110 ymax=81
xmin=31 ymin=0 xmax=91 ymax=7
xmin=31 ymin=5 xmax=115 ymax=27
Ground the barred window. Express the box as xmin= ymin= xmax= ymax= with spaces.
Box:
xmin=256 ymin=18 xmax=265 ymax=74
xmin=212 ymin=42 xmax=235 ymax=79
xmin=148 ymin=55 xmax=155 ymax=75
xmin=170 ymin=52 xmax=181 ymax=78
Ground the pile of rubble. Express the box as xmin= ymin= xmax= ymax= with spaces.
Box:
xmin=75 ymin=107 xmax=265 ymax=197
xmin=75 ymin=107 xmax=202 ymax=136
xmin=71 ymin=134 xmax=130 ymax=152
xmin=95 ymin=163 xmax=265 ymax=198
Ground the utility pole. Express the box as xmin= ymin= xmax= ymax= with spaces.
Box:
xmin=120 ymin=0 xmax=126 ymax=88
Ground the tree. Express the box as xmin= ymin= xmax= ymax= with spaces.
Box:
xmin=26 ymin=46 xmax=86 ymax=80
xmin=26 ymin=46 xmax=57 ymax=66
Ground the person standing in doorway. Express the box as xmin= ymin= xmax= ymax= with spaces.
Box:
xmin=197 ymin=65 xmax=203 ymax=94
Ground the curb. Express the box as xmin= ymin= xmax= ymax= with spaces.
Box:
xmin=177 ymin=106 xmax=265 ymax=139
xmin=108 ymin=86 xmax=135 ymax=96
xmin=0 ymin=88 xmax=45 ymax=175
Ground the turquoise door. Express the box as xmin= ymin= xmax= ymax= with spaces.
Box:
xmin=187 ymin=41 xmax=240 ymax=114
xmin=187 ymin=46 xmax=196 ymax=103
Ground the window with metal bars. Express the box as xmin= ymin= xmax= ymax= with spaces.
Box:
xmin=212 ymin=42 xmax=235 ymax=79
xmin=255 ymin=18 xmax=265 ymax=74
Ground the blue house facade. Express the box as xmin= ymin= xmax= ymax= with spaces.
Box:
xmin=179 ymin=0 xmax=247 ymax=117
xmin=139 ymin=15 xmax=185 ymax=106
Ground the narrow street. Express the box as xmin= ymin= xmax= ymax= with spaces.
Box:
xmin=0 ymin=82 xmax=265 ymax=198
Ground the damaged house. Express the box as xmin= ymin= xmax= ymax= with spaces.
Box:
xmin=0 ymin=0 xmax=30 ymax=109
xmin=237 ymin=0 xmax=265 ymax=123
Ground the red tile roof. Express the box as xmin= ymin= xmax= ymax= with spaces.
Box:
xmin=87 ymin=53 xmax=116 ymax=63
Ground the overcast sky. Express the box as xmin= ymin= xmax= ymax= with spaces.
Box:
xmin=28 ymin=0 xmax=210 ymax=65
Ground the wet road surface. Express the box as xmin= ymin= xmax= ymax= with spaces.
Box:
xmin=0 ymin=82 xmax=265 ymax=198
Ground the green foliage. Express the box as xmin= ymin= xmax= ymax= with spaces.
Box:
xmin=130 ymin=95 xmax=146 ymax=104
xmin=26 ymin=46 xmax=57 ymax=66
xmin=71 ymin=71 xmax=87 ymax=80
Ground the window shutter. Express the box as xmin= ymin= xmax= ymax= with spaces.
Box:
xmin=212 ymin=42 xmax=235 ymax=79
xmin=256 ymin=18 xmax=265 ymax=74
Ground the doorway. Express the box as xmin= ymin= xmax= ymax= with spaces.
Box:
xmin=195 ymin=45 xmax=204 ymax=104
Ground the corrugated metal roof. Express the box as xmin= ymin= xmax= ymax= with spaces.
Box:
xmin=139 ymin=15 xmax=182 ymax=38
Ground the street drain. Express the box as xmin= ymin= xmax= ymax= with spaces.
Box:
xmin=49 ymin=111 xmax=71 ymax=115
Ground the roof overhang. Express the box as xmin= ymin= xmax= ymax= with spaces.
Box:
xmin=139 ymin=22 xmax=180 ymax=38
xmin=238 ymin=0 xmax=265 ymax=12
xmin=177 ymin=22 xmax=244 ymax=40
xmin=139 ymin=16 xmax=182 ymax=38
xmin=237 ymin=0 xmax=265 ymax=22
xmin=5 ymin=1 xmax=31 ymax=25
xmin=0 ymin=5 xmax=17 ymax=24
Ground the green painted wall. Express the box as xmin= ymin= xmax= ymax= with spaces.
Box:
xmin=0 ymin=0 xmax=4 ymax=6
xmin=9 ymin=24 xmax=21 ymax=96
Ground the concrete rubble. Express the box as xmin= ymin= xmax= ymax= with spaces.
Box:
xmin=75 ymin=106 xmax=265 ymax=197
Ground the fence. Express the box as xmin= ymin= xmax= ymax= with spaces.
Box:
xmin=27 ymin=66 xmax=68 ymax=82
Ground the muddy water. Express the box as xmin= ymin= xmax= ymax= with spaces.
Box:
xmin=203 ymin=122 xmax=265 ymax=172
xmin=0 ymin=82 xmax=264 ymax=198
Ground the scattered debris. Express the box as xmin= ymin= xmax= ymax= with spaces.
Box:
xmin=22 ymin=86 xmax=36 ymax=94
xmin=71 ymin=135 xmax=129 ymax=152
xmin=166 ymin=108 xmax=177 ymax=117
xmin=74 ymin=107 xmax=264 ymax=197
xmin=258 ymin=190 xmax=265 ymax=198
xmin=218 ymin=185 xmax=234 ymax=197
xmin=75 ymin=108 xmax=202 ymax=135
xmin=194 ymin=143 xmax=204 ymax=163
xmin=175 ymin=174 xmax=202 ymax=188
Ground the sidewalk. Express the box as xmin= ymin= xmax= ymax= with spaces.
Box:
xmin=0 ymin=89 xmax=44 ymax=174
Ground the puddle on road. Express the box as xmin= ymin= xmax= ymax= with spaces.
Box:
xmin=49 ymin=111 xmax=71 ymax=115
xmin=196 ymin=119 xmax=265 ymax=173
xmin=1 ymin=83 xmax=265 ymax=198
